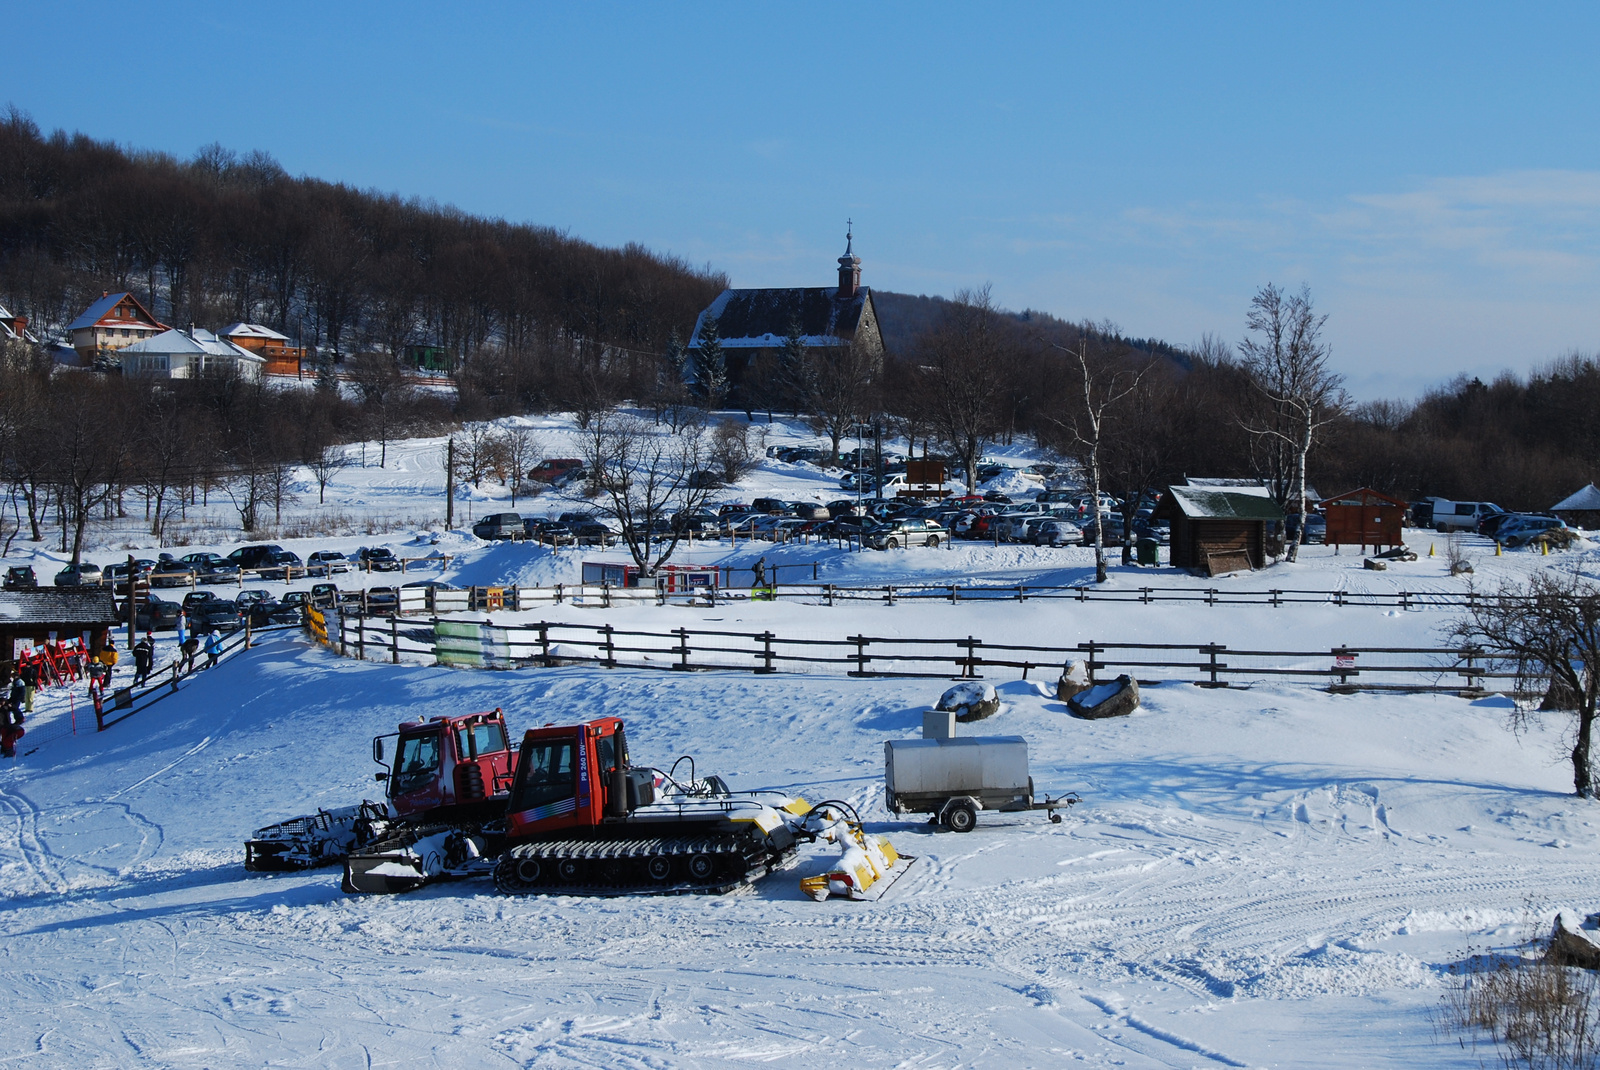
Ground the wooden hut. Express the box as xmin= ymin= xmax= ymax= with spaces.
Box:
xmin=0 ymin=588 xmax=120 ymax=675
xmin=1321 ymin=487 xmax=1407 ymax=552
xmin=1157 ymin=485 xmax=1284 ymax=575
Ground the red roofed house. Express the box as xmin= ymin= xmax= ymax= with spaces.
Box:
xmin=0 ymin=301 xmax=37 ymax=343
xmin=66 ymin=292 xmax=168 ymax=364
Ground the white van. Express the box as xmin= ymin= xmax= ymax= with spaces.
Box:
xmin=1428 ymin=498 xmax=1504 ymax=533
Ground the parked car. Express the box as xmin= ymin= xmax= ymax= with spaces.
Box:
xmin=1035 ymin=520 xmax=1081 ymax=547
xmin=227 ymin=544 xmax=286 ymax=572
xmin=258 ymin=549 xmax=303 ymax=581
xmin=365 ymin=586 xmax=400 ymax=612
xmin=356 ymin=547 xmax=401 ymax=572
xmin=306 ymin=550 xmax=352 ymax=575
xmin=528 ymin=458 xmax=584 ymax=483
xmin=526 ymin=519 xmax=574 ymax=544
xmin=281 ymin=590 xmax=310 ymax=611
xmin=473 ymin=512 xmax=524 ymax=541
xmin=180 ymin=552 xmax=240 ymax=585
xmin=687 ymin=470 xmax=723 ymax=490
xmin=1076 ymin=519 xmax=1126 ymax=547
xmin=309 ymin=582 xmax=341 ymax=609
xmin=865 ymin=518 xmax=947 ymax=550
xmin=134 ymin=595 xmax=182 ymax=631
xmin=1428 ymin=498 xmax=1506 ymax=533
xmin=182 ymin=590 xmax=241 ymax=630
xmin=54 ymin=561 xmax=104 ymax=586
xmin=1286 ymin=512 xmax=1327 ymax=545
xmin=149 ymin=555 xmax=196 ymax=588
xmin=4 ymin=565 xmax=36 ymax=589
xmin=1498 ymin=515 xmax=1568 ymax=547
xmin=235 ymin=589 xmax=294 ymax=625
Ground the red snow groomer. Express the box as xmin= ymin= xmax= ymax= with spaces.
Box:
xmin=343 ymin=715 xmax=913 ymax=900
xmin=244 ymin=709 xmax=517 ymax=871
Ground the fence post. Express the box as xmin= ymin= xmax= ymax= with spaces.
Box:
xmin=757 ymin=631 xmax=775 ymax=673
xmin=813 ymin=561 xmax=819 ymax=581
xmin=1084 ymin=640 xmax=1099 ymax=684
xmin=555 ymin=583 xmax=564 ymax=605
xmin=358 ymin=612 xmax=366 ymax=661
xmin=1142 ymin=587 xmax=1152 ymax=604
xmin=1206 ymin=643 xmax=1224 ymax=686
xmin=539 ymin=623 xmax=550 ymax=664
xmin=852 ymin=635 xmax=868 ymax=676
xmin=1400 ymin=590 xmax=1410 ymax=611
xmin=886 ymin=585 xmax=895 ymax=606
xmin=826 ymin=584 xmax=835 ymax=607
xmin=1206 ymin=588 xmax=1217 ymax=607
xmin=951 ymin=584 xmax=960 ymax=604
xmin=676 ymin=627 xmax=689 ymax=671
xmin=1270 ymin=589 xmax=1281 ymax=608
xmin=1077 ymin=586 xmax=1087 ymax=603
xmin=1334 ymin=589 xmax=1345 ymax=607
xmin=1017 ymin=585 xmax=1025 ymax=602
xmin=602 ymin=624 xmax=615 ymax=667
xmin=964 ymin=636 xmax=980 ymax=678
xmin=391 ymin=615 xmax=399 ymax=664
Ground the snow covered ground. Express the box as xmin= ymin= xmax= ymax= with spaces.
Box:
xmin=1 ymin=413 xmax=1596 ymax=1067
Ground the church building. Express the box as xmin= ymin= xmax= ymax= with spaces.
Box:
xmin=686 ymin=230 xmax=885 ymax=401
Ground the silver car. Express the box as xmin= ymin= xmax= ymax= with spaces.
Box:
xmin=54 ymin=562 xmax=103 ymax=586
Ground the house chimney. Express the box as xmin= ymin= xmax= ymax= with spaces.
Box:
xmin=836 ymin=222 xmax=861 ymax=299
xmin=13 ymin=317 xmax=25 ymax=338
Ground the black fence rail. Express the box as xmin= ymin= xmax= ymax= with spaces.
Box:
xmin=328 ymin=612 xmax=1504 ymax=694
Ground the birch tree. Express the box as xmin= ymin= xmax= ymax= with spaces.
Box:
xmin=1238 ymin=283 xmax=1345 ymax=563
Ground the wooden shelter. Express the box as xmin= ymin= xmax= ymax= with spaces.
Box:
xmin=0 ymin=588 xmax=120 ymax=675
xmin=1157 ymin=485 xmax=1284 ymax=575
xmin=1320 ymin=487 xmax=1406 ymax=552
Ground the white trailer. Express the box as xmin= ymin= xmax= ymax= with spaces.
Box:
xmin=884 ymin=736 xmax=1078 ymax=832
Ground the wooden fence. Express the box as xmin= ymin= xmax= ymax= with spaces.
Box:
xmin=328 ymin=612 xmax=1505 ymax=694
xmin=385 ymin=580 xmax=1510 ymax=616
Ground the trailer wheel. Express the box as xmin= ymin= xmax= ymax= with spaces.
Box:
xmin=947 ymin=802 xmax=978 ymax=833
xmin=647 ymin=855 xmax=672 ymax=881
xmin=515 ymin=857 xmax=542 ymax=884
xmin=688 ymin=854 xmax=715 ymax=880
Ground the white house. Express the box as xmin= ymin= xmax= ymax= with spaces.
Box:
xmin=118 ymin=328 xmax=266 ymax=381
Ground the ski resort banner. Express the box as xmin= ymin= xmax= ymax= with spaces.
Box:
xmin=435 ymin=621 xmax=513 ymax=669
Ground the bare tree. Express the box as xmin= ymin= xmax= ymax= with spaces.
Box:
xmin=1238 ymin=283 xmax=1346 ymax=562
xmin=801 ymin=336 xmax=875 ymax=461
xmin=708 ymin=419 xmax=762 ymax=485
xmin=916 ymin=286 xmax=1015 ymax=494
xmin=1053 ymin=328 xmax=1155 ymax=583
xmin=306 ymin=443 xmax=347 ymax=505
xmin=347 ymin=352 xmax=412 ymax=467
xmin=1451 ymin=571 xmax=1600 ymax=797
xmin=580 ymin=412 xmax=711 ymax=576
xmin=498 ymin=425 xmax=542 ymax=506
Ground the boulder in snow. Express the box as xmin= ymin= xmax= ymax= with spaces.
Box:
xmin=1057 ymin=659 xmax=1089 ymax=702
xmin=937 ymin=682 xmax=1000 ymax=722
xmin=1546 ymin=910 xmax=1600 ymax=970
xmin=1068 ymin=674 xmax=1140 ymax=720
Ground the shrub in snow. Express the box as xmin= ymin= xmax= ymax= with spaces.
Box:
xmin=936 ymin=682 xmax=1000 ymax=722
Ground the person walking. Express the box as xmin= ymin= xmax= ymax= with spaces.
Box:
xmin=97 ymin=637 xmax=118 ymax=684
xmin=180 ymin=634 xmax=200 ymax=675
xmin=132 ymin=633 xmax=154 ymax=687
xmin=8 ymin=671 xmax=24 ymax=722
xmin=18 ymin=654 xmax=37 ymax=714
xmin=204 ymin=629 xmax=222 ymax=669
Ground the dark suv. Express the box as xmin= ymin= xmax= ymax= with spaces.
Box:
xmin=357 ymin=547 xmax=401 ymax=572
xmin=227 ymin=544 xmax=286 ymax=573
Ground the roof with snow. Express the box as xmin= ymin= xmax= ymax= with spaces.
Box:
xmin=219 ymin=323 xmax=291 ymax=342
xmin=121 ymin=328 xmax=265 ymax=363
xmin=0 ymin=301 xmax=36 ymax=342
xmin=1164 ymin=486 xmax=1286 ymax=522
xmin=689 ymin=287 xmax=874 ymax=350
xmin=65 ymin=292 xmax=165 ymax=332
xmin=0 ymin=588 xmax=118 ymax=626
xmin=1553 ymin=484 xmax=1600 ymax=511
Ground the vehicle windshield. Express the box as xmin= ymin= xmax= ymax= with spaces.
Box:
xmin=511 ymin=739 xmax=577 ymax=813
xmin=391 ymin=733 xmax=442 ymax=796
xmin=455 ymin=722 xmax=508 ymax=758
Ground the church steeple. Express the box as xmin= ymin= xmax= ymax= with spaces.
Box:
xmin=836 ymin=220 xmax=861 ymax=299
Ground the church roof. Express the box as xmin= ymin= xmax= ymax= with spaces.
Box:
xmin=689 ymin=286 xmax=873 ymax=350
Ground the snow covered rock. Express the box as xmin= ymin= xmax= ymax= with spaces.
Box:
xmin=1068 ymin=674 xmax=1140 ymax=720
xmin=937 ymin=682 xmax=1000 ymax=722
xmin=1056 ymin=659 xmax=1089 ymax=702
xmin=1546 ymin=910 xmax=1600 ymax=970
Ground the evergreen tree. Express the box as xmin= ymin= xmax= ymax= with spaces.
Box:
xmin=780 ymin=317 xmax=810 ymax=416
xmin=692 ymin=316 xmax=728 ymax=408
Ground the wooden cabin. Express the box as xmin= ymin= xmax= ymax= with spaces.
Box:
xmin=1321 ymin=487 xmax=1406 ymax=551
xmin=0 ymin=588 xmax=120 ymax=676
xmin=1157 ymin=485 xmax=1284 ymax=575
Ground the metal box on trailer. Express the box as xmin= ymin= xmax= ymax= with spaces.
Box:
xmin=885 ymin=737 xmax=1035 ymax=829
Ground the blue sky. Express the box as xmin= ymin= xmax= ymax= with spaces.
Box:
xmin=5 ymin=2 xmax=1599 ymax=400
